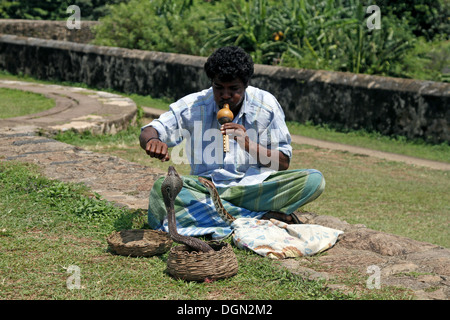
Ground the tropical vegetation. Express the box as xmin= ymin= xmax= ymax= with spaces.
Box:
xmin=91 ymin=0 xmax=449 ymax=82
xmin=0 ymin=0 xmax=122 ymax=20
xmin=1 ymin=0 xmax=447 ymax=81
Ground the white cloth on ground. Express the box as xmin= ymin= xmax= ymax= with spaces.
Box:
xmin=231 ymin=218 xmax=343 ymax=259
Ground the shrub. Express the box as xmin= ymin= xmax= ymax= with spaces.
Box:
xmin=55 ymin=0 xmax=449 ymax=81
xmin=0 ymin=0 xmax=124 ymax=20
xmin=92 ymin=0 xmax=223 ymax=55
xmin=205 ymin=0 xmax=415 ymax=77
xmin=373 ymin=0 xmax=449 ymax=40
xmin=395 ymin=36 xmax=450 ymax=82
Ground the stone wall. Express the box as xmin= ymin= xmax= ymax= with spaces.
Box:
xmin=0 ymin=19 xmax=97 ymax=43
xmin=0 ymin=34 xmax=448 ymax=143
xmin=252 ymin=66 xmax=450 ymax=143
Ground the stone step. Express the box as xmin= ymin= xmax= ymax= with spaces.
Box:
xmin=0 ymin=80 xmax=137 ymax=135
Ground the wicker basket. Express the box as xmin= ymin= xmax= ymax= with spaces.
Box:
xmin=166 ymin=242 xmax=238 ymax=281
xmin=107 ymin=229 xmax=173 ymax=257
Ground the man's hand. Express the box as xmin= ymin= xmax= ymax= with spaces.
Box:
xmin=221 ymin=123 xmax=289 ymax=171
xmin=139 ymin=126 xmax=170 ymax=162
xmin=220 ymin=123 xmax=247 ymax=147
xmin=146 ymin=139 xmax=170 ymax=162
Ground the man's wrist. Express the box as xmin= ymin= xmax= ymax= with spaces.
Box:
xmin=146 ymin=137 xmax=161 ymax=144
xmin=139 ymin=126 xmax=159 ymax=149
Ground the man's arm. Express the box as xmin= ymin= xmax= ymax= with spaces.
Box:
xmin=139 ymin=126 xmax=170 ymax=162
xmin=221 ymin=123 xmax=290 ymax=171
xmin=246 ymin=139 xmax=290 ymax=171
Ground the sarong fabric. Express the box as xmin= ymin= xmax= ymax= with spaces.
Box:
xmin=148 ymin=169 xmax=325 ymax=239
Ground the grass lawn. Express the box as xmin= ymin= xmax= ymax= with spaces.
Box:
xmin=0 ymin=87 xmax=55 ymax=118
xmin=55 ymin=121 xmax=450 ymax=249
xmin=0 ymin=72 xmax=448 ymax=300
xmin=0 ymin=160 xmax=411 ymax=300
xmin=287 ymin=121 xmax=450 ymax=164
xmin=293 ymin=144 xmax=449 ymax=248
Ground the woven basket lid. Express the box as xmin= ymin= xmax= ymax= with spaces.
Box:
xmin=107 ymin=229 xmax=173 ymax=257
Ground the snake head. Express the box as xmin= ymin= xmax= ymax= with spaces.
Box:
xmin=167 ymin=165 xmax=179 ymax=177
xmin=161 ymin=166 xmax=183 ymax=207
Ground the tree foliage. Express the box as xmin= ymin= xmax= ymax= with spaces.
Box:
xmin=0 ymin=0 xmax=447 ymax=81
xmin=204 ymin=0 xmax=416 ymax=76
xmin=92 ymin=0 xmax=222 ymax=55
xmin=91 ymin=0 xmax=448 ymax=81
xmin=0 ymin=0 xmax=125 ymax=20
xmin=372 ymin=0 xmax=449 ymax=40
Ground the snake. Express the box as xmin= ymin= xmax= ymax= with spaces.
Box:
xmin=198 ymin=177 xmax=236 ymax=225
xmin=162 ymin=166 xmax=214 ymax=253
xmin=162 ymin=166 xmax=236 ymax=253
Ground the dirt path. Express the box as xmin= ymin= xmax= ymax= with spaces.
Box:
xmin=290 ymin=135 xmax=450 ymax=171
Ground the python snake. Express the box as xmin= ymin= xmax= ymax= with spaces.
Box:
xmin=198 ymin=177 xmax=236 ymax=225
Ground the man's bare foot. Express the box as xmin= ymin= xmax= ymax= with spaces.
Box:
xmin=261 ymin=211 xmax=294 ymax=223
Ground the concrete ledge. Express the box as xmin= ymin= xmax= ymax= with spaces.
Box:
xmin=0 ymin=80 xmax=137 ymax=135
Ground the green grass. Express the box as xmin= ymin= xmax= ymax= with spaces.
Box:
xmin=2 ymin=74 xmax=446 ymax=299
xmin=128 ymin=93 xmax=173 ymax=111
xmin=54 ymin=123 xmax=450 ymax=249
xmin=0 ymin=160 xmax=411 ymax=300
xmin=287 ymin=121 xmax=450 ymax=164
xmin=0 ymin=87 xmax=55 ymax=118
xmin=291 ymin=143 xmax=450 ymax=248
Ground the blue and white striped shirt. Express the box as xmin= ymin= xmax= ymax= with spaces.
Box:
xmin=143 ymin=86 xmax=292 ymax=187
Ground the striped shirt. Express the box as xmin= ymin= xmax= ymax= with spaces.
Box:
xmin=142 ymin=86 xmax=292 ymax=187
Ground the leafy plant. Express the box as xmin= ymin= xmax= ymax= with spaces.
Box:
xmin=334 ymin=2 xmax=415 ymax=75
xmin=0 ymin=0 xmax=125 ymax=20
xmin=202 ymin=0 xmax=274 ymax=63
xmin=394 ymin=36 xmax=450 ymax=82
xmin=204 ymin=0 xmax=415 ymax=76
xmin=72 ymin=194 xmax=120 ymax=219
xmin=373 ymin=0 xmax=449 ymax=41
xmin=270 ymin=0 xmax=361 ymax=70
xmin=92 ymin=0 xmax=222 ymax=56
xmin=91 ymin=0 xmax=446 ymax=81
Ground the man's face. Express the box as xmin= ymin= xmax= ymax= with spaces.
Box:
xmin=212 ymin=77 xmax=247 ymax=113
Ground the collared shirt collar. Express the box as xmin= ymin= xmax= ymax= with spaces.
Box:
xmin=235 ymin=90 xmax=249 ymax=121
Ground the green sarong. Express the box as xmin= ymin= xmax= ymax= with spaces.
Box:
xmin=148 ymin=169 xmax=325 ymax=239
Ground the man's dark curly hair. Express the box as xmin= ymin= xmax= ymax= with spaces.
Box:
xmin=204 ymin=46 xmax=254 ymax=85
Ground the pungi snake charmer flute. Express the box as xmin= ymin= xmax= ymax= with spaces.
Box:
xmin=217 ymin=104 xmax=234 ymax=152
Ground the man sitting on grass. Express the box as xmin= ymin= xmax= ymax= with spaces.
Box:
xmin=139 ymin=46 xmax=325 ymax=239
